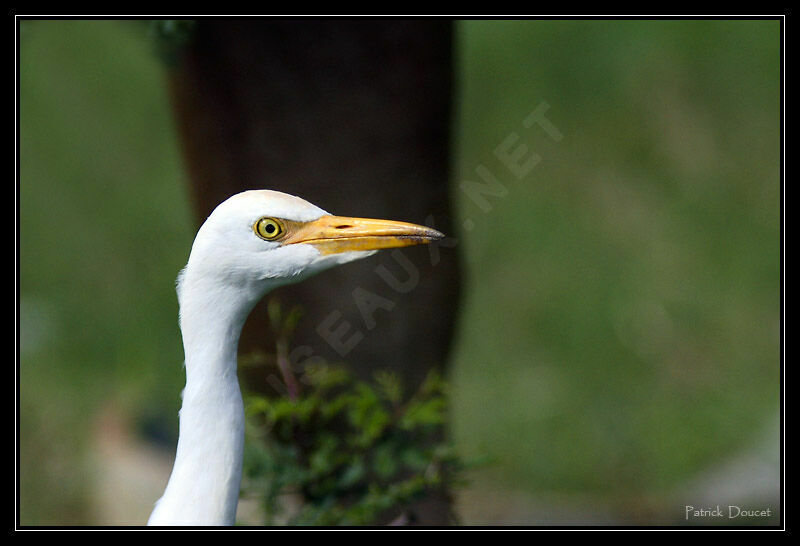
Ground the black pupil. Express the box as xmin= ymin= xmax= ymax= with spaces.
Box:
xmin=265 ymin=223 xmax=276 ymax=234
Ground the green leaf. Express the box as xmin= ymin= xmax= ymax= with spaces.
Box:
xmin=400 ymin=397 xmax=447 ymax=429
xmin=241 ymin=345 xmax=474 ymax=525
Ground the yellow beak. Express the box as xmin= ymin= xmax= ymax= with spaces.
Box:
xmin=283 ymin=215 xmax=444 ymax=255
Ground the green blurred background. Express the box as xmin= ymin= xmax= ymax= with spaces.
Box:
xmin=19 ymin=19 xmax=781 ymax=525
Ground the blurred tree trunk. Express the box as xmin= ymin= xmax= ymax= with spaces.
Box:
xmin=167 ymin=20 xmax=460 ymax=525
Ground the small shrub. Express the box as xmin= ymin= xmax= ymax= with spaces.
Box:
xmin=240 ymin=301 xmax=468 ymax=525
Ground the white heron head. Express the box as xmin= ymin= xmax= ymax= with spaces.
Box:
xmin=182 ymin=189 xmax=443 ymax=294
xmin=152 ymin=189 xmax=444 ymax=526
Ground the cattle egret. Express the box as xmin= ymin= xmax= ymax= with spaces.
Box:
xmin=147 ymin=190 xmax=443 ymax=526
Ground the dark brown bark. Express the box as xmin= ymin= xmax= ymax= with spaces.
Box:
xmin=168 ymin=20 xmax=461 ymax=525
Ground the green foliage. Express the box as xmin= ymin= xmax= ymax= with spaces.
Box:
xmin=240 ymin=302 xmax=468 ymax=525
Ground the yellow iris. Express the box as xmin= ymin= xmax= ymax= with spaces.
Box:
xmin=254 ymin=217 xmax=284 ymax=240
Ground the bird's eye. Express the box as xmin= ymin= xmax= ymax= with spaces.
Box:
xmin=254 ymin=217 xmax=284 ymax=240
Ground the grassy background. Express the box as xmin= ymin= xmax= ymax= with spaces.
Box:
xmin=19 ymin=19 xmax=780 ymax=525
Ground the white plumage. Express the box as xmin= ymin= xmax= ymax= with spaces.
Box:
xmin=148 ymin=190 xmax=442 ymax=526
